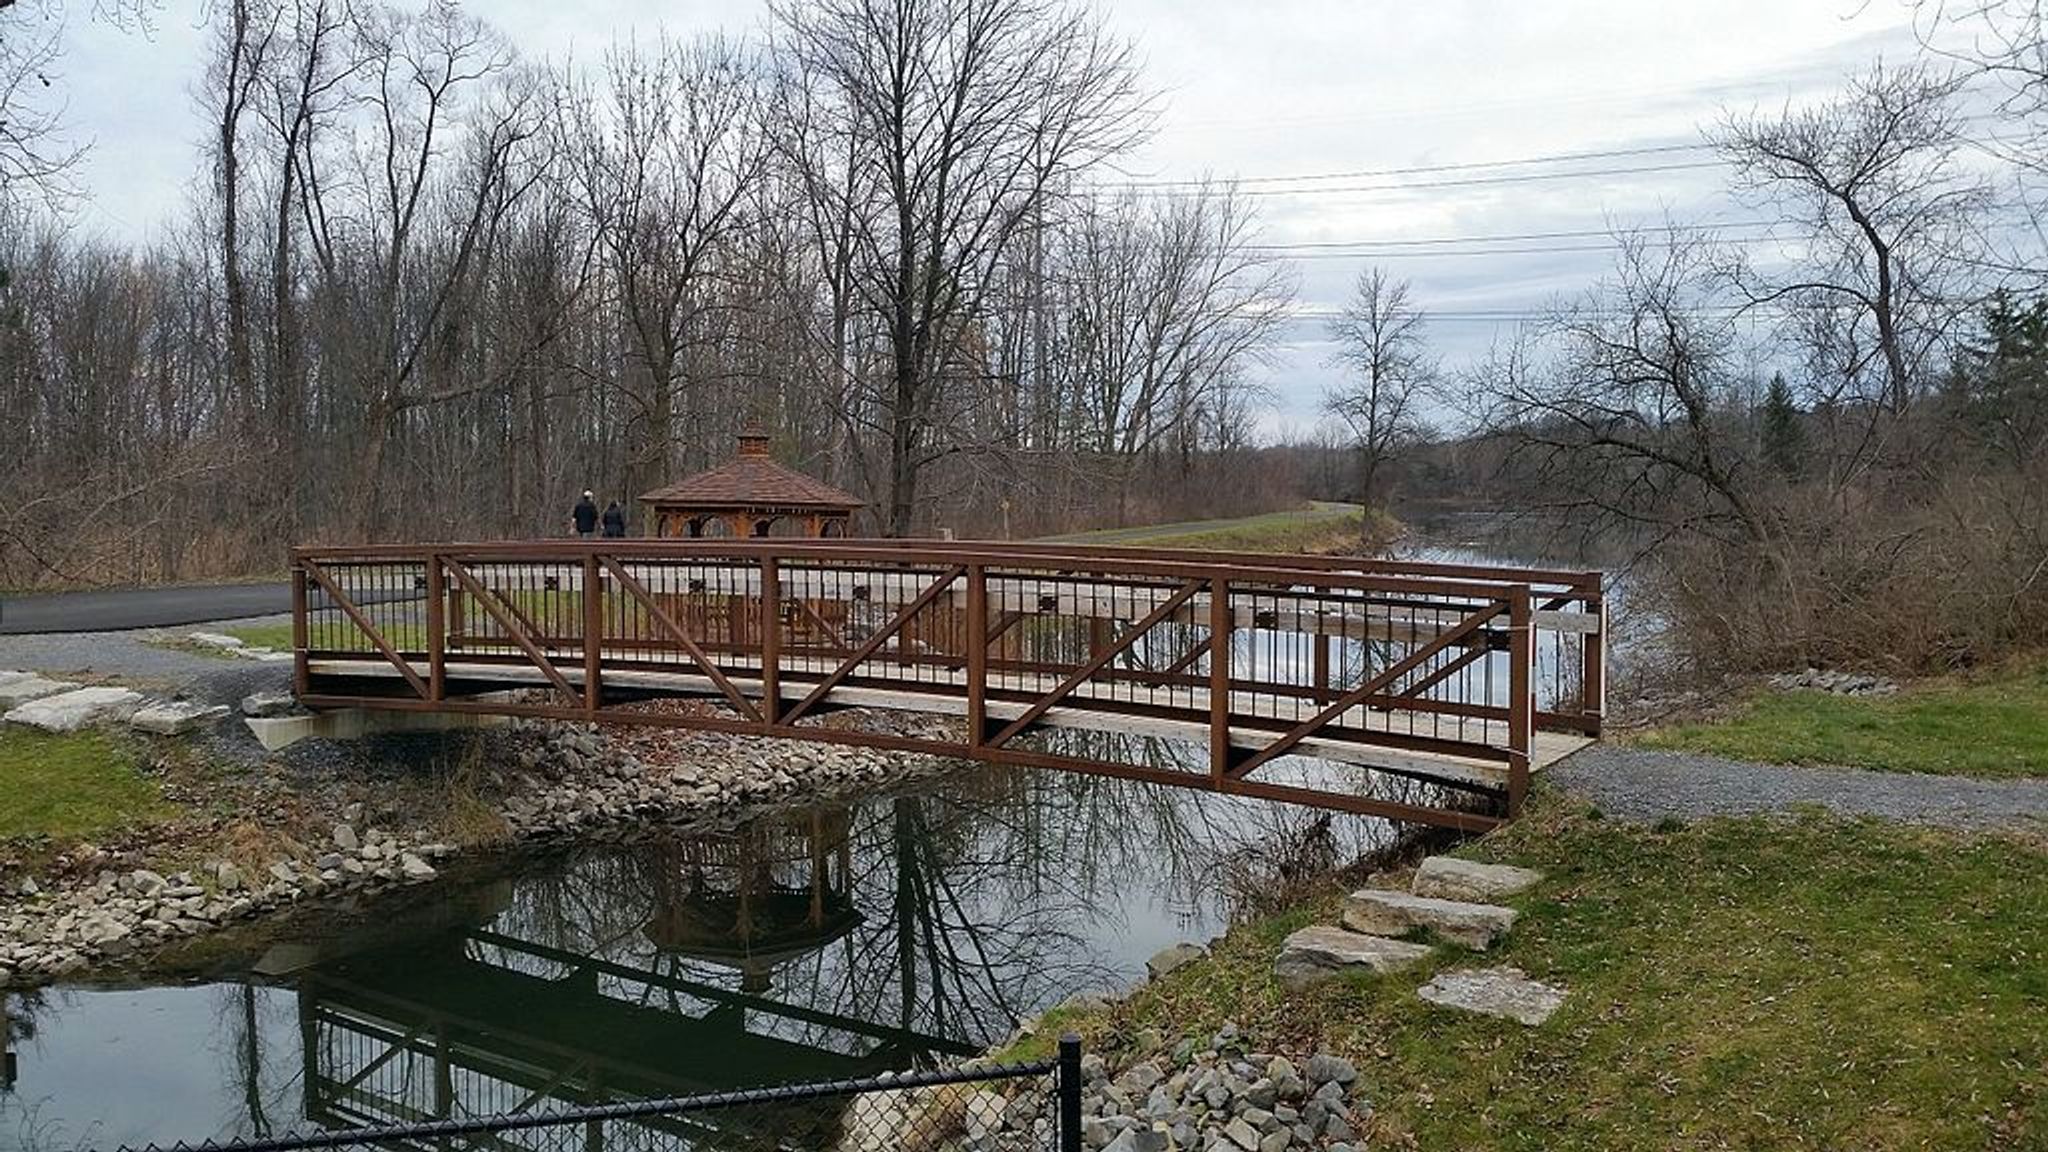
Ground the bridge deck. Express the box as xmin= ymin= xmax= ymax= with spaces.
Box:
xmin=308 ymin=654 xmax=1593 ymax=789
xmin=292 ymin=539 xmax=1606 ymax=833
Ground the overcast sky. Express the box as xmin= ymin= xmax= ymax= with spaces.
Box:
xmin=53 ymin=0 xmax=1933 ymax=436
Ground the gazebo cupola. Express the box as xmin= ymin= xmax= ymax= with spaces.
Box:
xmin=640 ymin=429 xmax=863 ymax=539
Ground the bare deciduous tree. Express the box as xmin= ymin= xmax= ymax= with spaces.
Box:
xmin=566 ymin=34 xmax=767 ymax=501
xmin=775 ymin=0 xmax=1152 ymax=535
xmin=1716 ymin=64 xmax=1987 ymax=417
xmin=0 ymin=1 xmax=157 ymax=202
xmin=1483 ymin=233 xmax=1768 ymax=552
xmin=1325 ymin=267 xmax=1433 ymax=525
xmin=1052 ymin=184 xmax=1292 ymax=517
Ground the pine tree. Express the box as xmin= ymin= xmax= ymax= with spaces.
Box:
xmin=1760 ymin=372 xmax=1807 ymax=479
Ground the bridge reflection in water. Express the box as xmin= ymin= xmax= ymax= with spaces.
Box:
xmin=297 ymin=805 xmax=997 ymax=1151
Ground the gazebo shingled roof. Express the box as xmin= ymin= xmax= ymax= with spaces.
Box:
xmin=640 ymin=431 xmax=863 ymax=513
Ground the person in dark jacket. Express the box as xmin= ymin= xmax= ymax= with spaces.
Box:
xmin=601 ymin=501 xmax=627 ymax=538
xmin=571 ymin=490 xmax=598 ymax=537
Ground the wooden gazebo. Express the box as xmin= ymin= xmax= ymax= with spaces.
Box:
xmin=641 ymin=430 xmax=862 ymax=539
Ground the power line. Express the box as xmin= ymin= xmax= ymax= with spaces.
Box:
xmin=1116 ymin=141 xmax=1712 ymax=188
xmin=1111 ymin=115 xmax=2013 ymax=199
xmin=1285 ymin=301 xmax=1801 ymax=319
xmin=1269 ymin=236 xmax=1796 ymax=260
xmin=1245 ymin=220 xmax=1781 ymax=250
xmin=1143 ymin=159 xmax=1728 ymax=198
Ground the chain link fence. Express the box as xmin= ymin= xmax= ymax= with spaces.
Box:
xmin=109 ymin=1038 xmax=1085 ymax=1152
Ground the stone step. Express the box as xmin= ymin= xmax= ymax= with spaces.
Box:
xmin=0 ymin=675 xmax=80 ymax=709
xmin=1341 ymin=889 xmax=1517 ymax=950
xmin=4 ymin=686 xmax=145 ymax=733
xmin=1416 ymin=966 xmax=1566 ymax=1026
xmin=130 ymin=700 xmax=233 ymax=736
xmin=1410 ymin=856 xmax=1544 ymax=902
xmin=1273 ymin=924 xmax=1431 ymax=990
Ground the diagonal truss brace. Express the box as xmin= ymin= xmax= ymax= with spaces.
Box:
xmin=444 ymin=559 xmax=584 ymax=708
xmin=301 ymin=560 xmax=430 ymax=699
xmin=601 ymin=557 xmax=762 ymax=721
xmin=984 ymin=579 xmax=1205 ymax=748
xmin=1228 ymin=600 xmax=1508 ymax=780
xmin=780 ymin=566 xmax=966 ymax=725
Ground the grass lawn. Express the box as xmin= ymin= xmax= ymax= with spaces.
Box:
xmin=1021 ymin=796 xmax=2045 ymax=1151
xmin=223 ymin=623 xmax=296 ymax=650
xmin=1636 ymin=661 xmax=2048 ymax=779
xmin=0 ymin=727 xmax=176 ymax=842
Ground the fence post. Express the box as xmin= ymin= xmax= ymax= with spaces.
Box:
xmin=582 ymin=551 xmax=602 ymax=717
xmin=291 ymin=561 xmax=310 ymax=700
xmin=965 ymin=563 xmax=987 ymax=747
xmin=1507 ymin=585 xmax=1533 ymax=817
xmin=427 ymin=554 xmax=446 ymax=703
xmin=761 ymin=555 xmax=781 ymax=724
xmin=1209 ymin=577 xmax=1232 ymax=785
xmin=1580 ymin=573 xmax=1605 ymax=737
xmin=1058 ymin=1033 xmax=1083 ymax=1152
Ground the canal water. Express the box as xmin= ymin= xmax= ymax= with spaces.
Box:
xmin=1 ymin=769 xmax=1401 ymax=1151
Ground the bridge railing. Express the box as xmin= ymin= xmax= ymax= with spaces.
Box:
xmin=291 ymin=540 xmax=1603 ymax=829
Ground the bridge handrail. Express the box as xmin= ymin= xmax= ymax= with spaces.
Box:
xmin=289 ymin=539 xmax=1598 ymax=605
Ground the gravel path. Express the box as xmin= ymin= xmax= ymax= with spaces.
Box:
xmin=0 ymin=614 xmax=293 ymax=701
xmin=1549 ymin=744 xmax=2048 ymax=833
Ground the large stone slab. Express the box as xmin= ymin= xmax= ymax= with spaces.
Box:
xmin=130 ymin=700 xmax=232 ymax=736
xmin=241 ymin=689 xmax=298 ymax=718
xmin=0 ymin=676 xmax=79 ymax=709
xmin=187 ymin=631 xmax=246 ymax=650
xmin=1410 ymin=856 xmax=1544 ymax=902
xmin=1416 ymin=966 xmax=1566 ymax=1026
xmin=1341 ymin=889 xmax=1517 ymax=950
xmin=1274 ymin=925 xmax=1431 ymax=990
xmin=1146 ymin=941 xmax=1208 ymax=981
xmin=5 ymin=686 xmax=144 ymax=732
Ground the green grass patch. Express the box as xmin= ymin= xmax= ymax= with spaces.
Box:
xmin=0 ymin=727 xmax=177 ymax=842
xmin=1637 ymin=661 xmax=2048 ymax=778
xmin=222 ymin=623 xmax=296 ymax=651
xmin=1053 ymin=503 xmax=1389 ymax=555
xmin=1050 ymin=796 xmax=2045 ymax=1151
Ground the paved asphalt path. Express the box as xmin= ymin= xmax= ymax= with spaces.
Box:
xmin=0 ymin=582 xmax=296 ymax=634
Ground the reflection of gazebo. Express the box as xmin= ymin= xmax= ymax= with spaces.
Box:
xmin=641 ymin=429 xmax=862 ymax=539
xmin=644 ymin=810 xmax=860 ymax=993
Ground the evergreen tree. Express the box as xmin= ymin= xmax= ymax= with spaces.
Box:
xmin=1760 ymin=372 xmax=1807 ymax=479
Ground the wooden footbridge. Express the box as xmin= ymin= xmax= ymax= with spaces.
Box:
xmin=290 ymin=540 xmax=1604 ymax=832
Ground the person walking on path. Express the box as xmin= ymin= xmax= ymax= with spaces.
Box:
xmin=601 ymin=500 xmax=627 ymax=538
xmin=571 ymin=490 xmax=599 ymax=538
